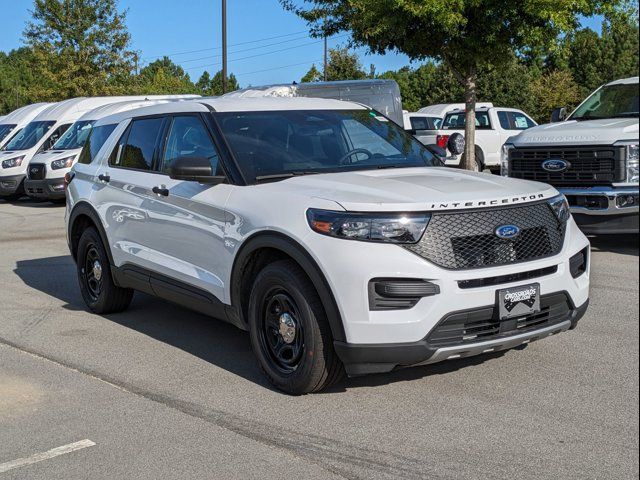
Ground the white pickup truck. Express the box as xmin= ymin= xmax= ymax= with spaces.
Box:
xmin=435 ymin=106 xmax=537 ymax=171
xmin=502 ymin=76 xmax=639 ymax=235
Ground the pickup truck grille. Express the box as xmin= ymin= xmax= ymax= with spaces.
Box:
xmin=28 ymin=164 xmax=46 ymax=180
xmin=509 ymin=146 xmax=624 ymax=186
xmin=404 ymin=202 xmax=565 ymax=270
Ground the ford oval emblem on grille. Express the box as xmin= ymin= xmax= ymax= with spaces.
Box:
xmin=542 ymin=159 xmax=570 ymax=172
xmin=495 ymin=225 xmax=521 ymax=240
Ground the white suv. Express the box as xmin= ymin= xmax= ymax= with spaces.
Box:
xmin=66 ymin=98 xmax=591 ymax=394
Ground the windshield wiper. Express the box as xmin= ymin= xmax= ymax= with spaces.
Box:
xmin=254 ymin=171 xmax=319 ymax=183
xmin=574 ymin=113 xmax=639 ymax=121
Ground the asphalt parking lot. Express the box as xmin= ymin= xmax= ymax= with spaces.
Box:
xmin=0 ymin=199 xmax=638 ymax=480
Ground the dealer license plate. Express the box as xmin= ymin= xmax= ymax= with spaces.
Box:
xmin=498 ymin=283 xmax=541 ymax=320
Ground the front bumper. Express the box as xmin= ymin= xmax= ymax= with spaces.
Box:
xmin=335 ymin=297 xmax=589 ymax=376
xmin=0 ymin=174 xmax=26 ymax=197
xmin=561 ymin=187 xmax=639 ymax=234
xmin=24 ymin=178 xmax=66 ymax=200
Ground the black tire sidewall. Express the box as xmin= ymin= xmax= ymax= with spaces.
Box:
xmin=76 ymin=227 xmax=113 ymax=313
xmin=248 ymin=262 xmax=328 ymax=394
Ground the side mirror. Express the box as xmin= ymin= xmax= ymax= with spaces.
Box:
xmin=168 ymin=156 xmax=225 ymax=185
xmin=425 ymin=145 xmax=447 ymax=166
xmin=551 ymin=107 xmax=567 ymax=123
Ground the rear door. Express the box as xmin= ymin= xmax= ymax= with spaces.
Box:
xmin=96 ymin=115 xmax=170 ymax=276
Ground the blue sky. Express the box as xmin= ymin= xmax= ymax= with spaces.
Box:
xmin=0 ymin=0 xmax=604 ymax=87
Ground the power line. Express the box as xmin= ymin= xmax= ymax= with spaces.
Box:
xmin=235 ymin=58 xmax=324 ymax=77
xmin=167 ymin=34 xmax=310 ymax=65
xmin=182 ymin=34 xmax=349 ymax=73
xmin=141 ymin=30 xmax=309 ymax=61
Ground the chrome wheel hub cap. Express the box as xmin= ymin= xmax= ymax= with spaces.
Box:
xmin=92 ymin=261 xmax=103 ymax=282
xmin=278 ymin=313 xmax=297 ymax=344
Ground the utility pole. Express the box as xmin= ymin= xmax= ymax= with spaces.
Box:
xmin=222 ymin=0 xmax=228 ymax=94
xmin=323 ymin=35 xmax=328 ymax=81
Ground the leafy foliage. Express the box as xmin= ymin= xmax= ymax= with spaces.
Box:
xmin=23 ymin=0 xmax=136 ymax=99
xmin=196 ymin=70 xmax=240 ymax=96
xmin=301 ymin=47 xmax=368 ymax=82
xmin=282 ymin=0 xmax=622 ymax=169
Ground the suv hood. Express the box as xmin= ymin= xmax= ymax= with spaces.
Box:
xmin=264 ymin=167 xmax=557 ymax=212
xmin=511 ymin=118 xmax=638 ymax=146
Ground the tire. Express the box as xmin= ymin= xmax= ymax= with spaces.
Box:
xmin=76 ymin=227 xmax=133 ymax=314
xmin=248 ymin=260 xmax=343 ymax=395
xmin=460 ymin=147 xmax=484 ymax=172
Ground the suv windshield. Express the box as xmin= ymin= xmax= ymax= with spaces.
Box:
xmin=53 ymin=120 xmax=95 ymax=150
xmin=570 ymin=83 xmax=639 ymax=120
xmin=442 ymin=111 xmax=491 ymax=129
xmin=216 ymin=110 xmax=436 ymax=183
xmin=0 ymin=124 xmax=17 ymax=143
xmin=3 ymin=121 xmax=55 ymax=151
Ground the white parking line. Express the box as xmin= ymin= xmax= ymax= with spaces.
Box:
xmin=0 ymin=439 xmax=95 ymax=474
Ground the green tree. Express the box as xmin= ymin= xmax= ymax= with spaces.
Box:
xmin=282 ymin=0 xmax=617 ymax=170
xmin=529 ymin=70 xmax=582 ymax=122
xmin=301 ymin=63 xmax=323 ymax=82
xmin=23 ymin=0 xmax=136 ymax=100
xmin=195 ymin=70 xmax=239 ymax=96
xmin=134 ymin=57 xmax=196 ymax=94
xmin=0 ymin=48 xmax=46 ymax=114
xmin=325 ymin=47 xmax=367 ymax=81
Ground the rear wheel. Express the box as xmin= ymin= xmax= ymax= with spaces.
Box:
xmin=77 ymin=227 xmax=133 ymax=314
xmin=248 ymin=260 xmax=343 ymax=395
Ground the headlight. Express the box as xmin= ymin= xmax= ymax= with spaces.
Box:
xmin=1 ymin=156 xmax=25 ymax=169
xmin=626 ymin=144 xmax=639 ymax=184
xmin=548 ymin=194 xmax=571 ymax=223
xmin=51 ymin=156 xmax=76 ymax=170
xmin=501 ymin=144 xmax=514 ymax=177
xmin=306 ymin=209 xmax=430 ymax=244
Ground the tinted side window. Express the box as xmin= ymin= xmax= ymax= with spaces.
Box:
xmin=498 ymin=111 xmax=511 ymax=129
xmin=510 ymin=112 xmax=536 ymax=129
xmin=161 ymin=116 xmax=220 ymax=174
xmin=112 ymin=118 xmax=164 ymax=171
xmin=410 ymin=117 xmax=430 ymax=131
xmin=78 ymin=124 xmax=117 ymax=164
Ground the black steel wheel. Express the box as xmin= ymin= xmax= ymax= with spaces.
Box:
xmin=248 ymin=260 xmax=343 ymax=395
xmin=77 ymin=227 xmax=133 ymax=314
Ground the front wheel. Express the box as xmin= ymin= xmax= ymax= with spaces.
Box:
xmin=248 ymin=260 xmax=343 ymax=394
xmin=77 ymin=227 xmax=133 ymax=314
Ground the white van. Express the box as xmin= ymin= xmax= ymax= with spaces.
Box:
xmin=0 ymin=96 xmax=199 ymax=200
xmin=0 ymin=103 xmax=52 ymax=150
xmin=24 ymin=96 xmax=199 ymax=201
xmin=223 ymin=80 xmax=404 ymax=126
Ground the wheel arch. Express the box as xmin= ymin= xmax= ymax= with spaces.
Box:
xmin=230 ymin=231 xmax=346 ymax=342
xmin=68 ymin=201 xmax=114 ymax=266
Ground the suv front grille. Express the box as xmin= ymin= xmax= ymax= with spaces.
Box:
xmin=28 ymin=163 xmax=46 ymax=180
xmin=404 ymin=202 xmax=565 ymax=270
xmin=426 ymin=293 xmax=571 ymax=348
xmin=509 ymin=146 xmax=624 ymax=186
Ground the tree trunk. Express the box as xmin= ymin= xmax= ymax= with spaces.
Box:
xmin=462 ymin=69 xmax=478 ymax=171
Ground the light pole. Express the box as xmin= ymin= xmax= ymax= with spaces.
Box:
xmin=222 ymin=0 xmax=228 ymax=93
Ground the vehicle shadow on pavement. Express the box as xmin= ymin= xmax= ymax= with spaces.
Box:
xmin=589 ymin=234 xmax=638 ymax=256
xmin=15 ymin=254 xmax=515 ymax=393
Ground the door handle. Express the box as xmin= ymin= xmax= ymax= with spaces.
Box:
xmin=152 ymin=186 xmax=169 ymax=197
xmin=98 ymin=173 xmax=110 ymax=183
